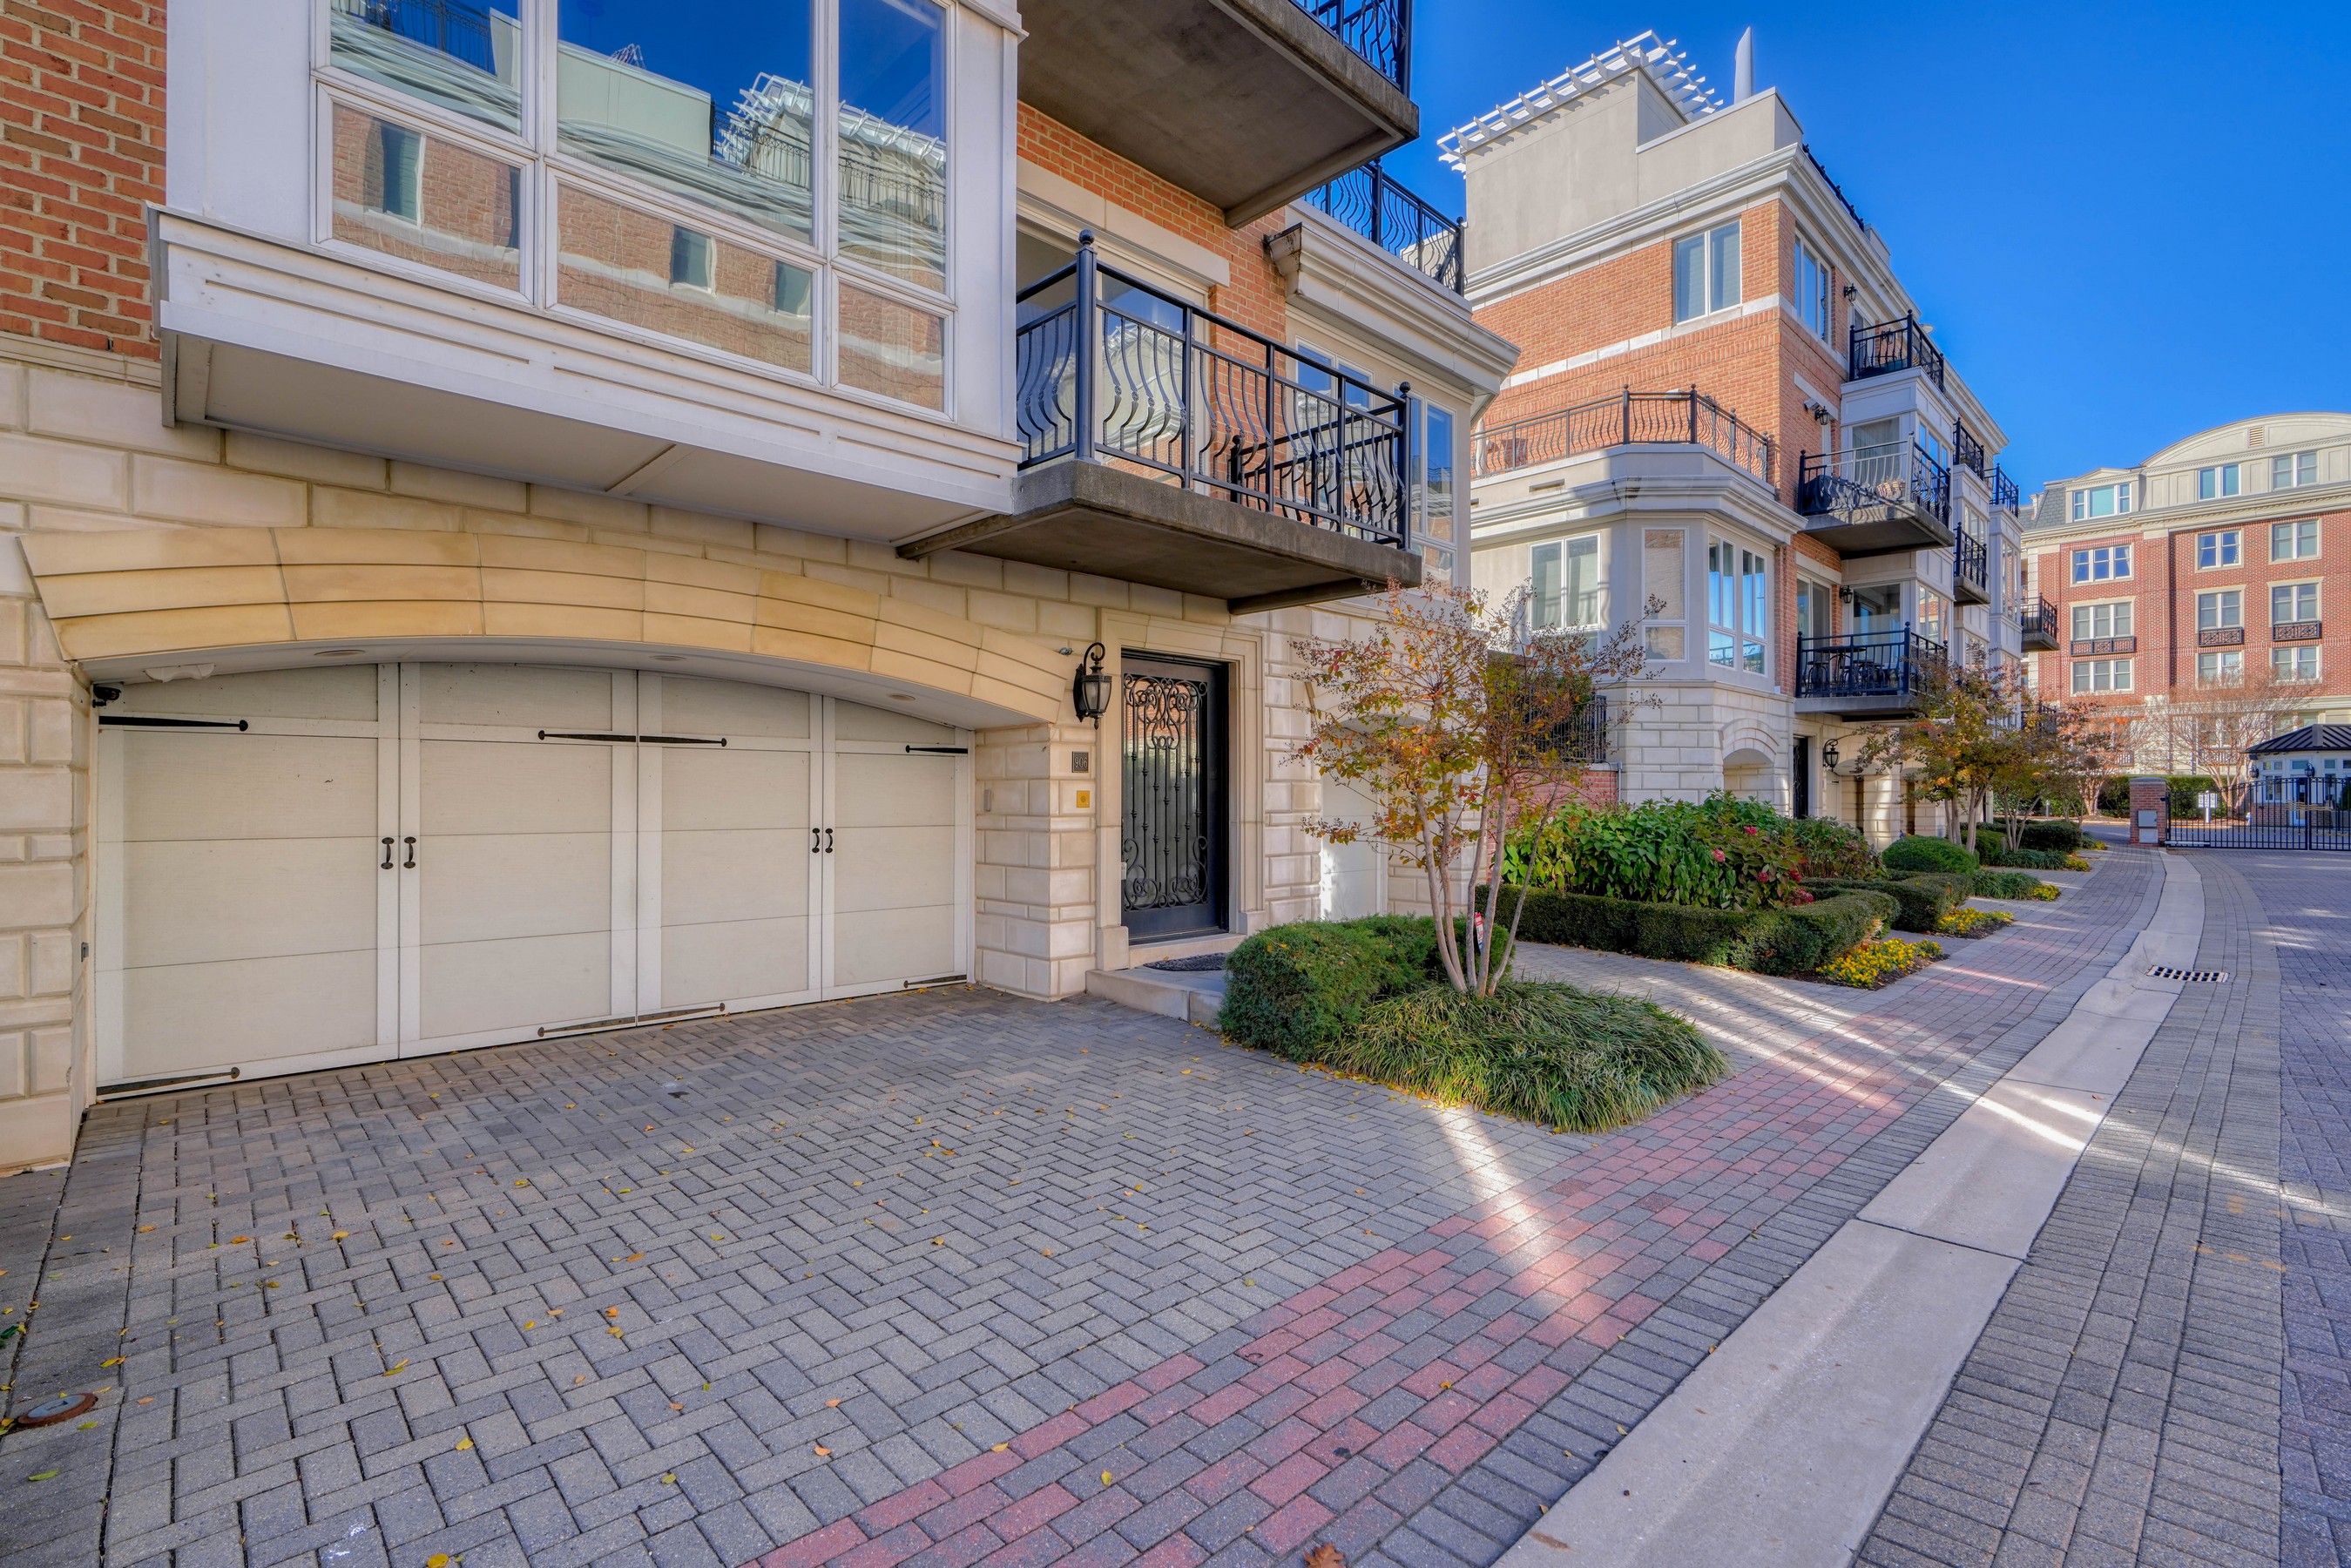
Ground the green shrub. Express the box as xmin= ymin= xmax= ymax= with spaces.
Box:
xmin=1504 ymin=794 xmax=1803 ymax=910
xmin=1881 ymin=835 xmax=1980 ymax=874
xmin=1978 ymin=844 xmax=2090 ymax=871
xmin=1321 ymin=981 xmax=1727 ymax=1133
xmin=2165 ymin=775 xmax=2222 ymax=816
xmin=1488 ymin=885 xmax=1895 ymax=976
xmin=1805 ymin=872 xmax=1971 ymax=933
xmin=1788 ymin=816 xmax=1879 ymax=879
xmin=1972 ymin=869 xmax=2057 ymax=901
xmin=1219 ymin=916 xmax=1510 ymax=1058
xmin=2011 ymin=820 xmax=2088 ymax=852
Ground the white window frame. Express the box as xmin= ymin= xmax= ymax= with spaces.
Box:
xmin=2273 ymin=645 xmax=2321 ymax=683
xmin=2071 ymin=599 xmax=2132 ymax=641
xmin=2194 ymin=529 xmax=2240 ymax=569
xmin=1792 ymin=237 xmax=1831 ymax=341
xmin=2071 ymin=544 xmax=2133 ymax=583
xmin=2271 ymin=449 xmax=2319 ymax=489
xmin=2195 ymin=589 xmax=2241 ymax=632
xmin=2196 ymin=649 xmax=2243 ymax=684
xmin=2070 ymin=483 xmax=2133 ymax=521
xmin=2197 ymin=463 xmax=2240 ymax=499
xmin=2272 ymin=580 xmax=2321 ymax=625
xmin=2071 ymin=658 xmax=2133 ymax=694
xmin=1530 ymin=533 xmax=1603 ymax=630
xmin=1706 ymin=536 xmax=1768 ymax=674
xmin=1672 ymin=220 xmax=1742 ymax=323
xmin=2273 ymin=518 xmax=2321 ymax=561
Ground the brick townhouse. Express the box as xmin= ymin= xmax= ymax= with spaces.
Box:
xmin=1460 ymin=33 xmax=2029 ymax=842
xmin=2026 ymin=412 xmax=2351 ymax=775
xmin=0 ymin=0 xmax=1517 ymax=1170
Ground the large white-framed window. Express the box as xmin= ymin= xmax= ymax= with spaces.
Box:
xmin=315 ymin=0 xmax=955 ymax=412
xmin=2271 ymin=449 xmax=2319 ymax=489
xmin=2195 ymin=530 xmax=2240 ymax=568
xmin=2196 ymin=650 xmax=2242 ymax=684
xmin=1673 ymin=220 xmax=1741 ymax=323
xmin=1917 ymin=588 xmax=1948 ymax=645
xmin=1531 ymin=534 xmax=1601 ymax=630
xmin=2274 ymin=645 xmax=2321 ymax=682
xmin=2071 ymin=544 xmax=2131 ymax=583
xmin=1706 ymin=537 xmax=1767 ymax=673
xmin=2273 ymin=581 xmax=2321 ymax=625
xmin=2071 ymin=658 xmax=2132 ymax=693
xmin=1418 ymin=401 xmax=1459 ymax=581
xmin=2071 ymin=599 xmax=2132 ymax=640
xmin=2273 ymin=518 xmax=2321 ymax=561
xmin=1792 ymin=237 xmax=1831 ymax=341
xmin=2196 ymin=589 xmax=2241 ymax=632
xmin=2197 ymin=463 xmax=2240 ymax=500
xmin=2070 ymin=483 xmax=2132 ymax=521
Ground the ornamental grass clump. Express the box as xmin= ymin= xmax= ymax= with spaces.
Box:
xmin=1318 ymin=980 xmax=1726 ymax=1133
xmin=1972 ymin=869 xmax=2057 ymax=901
xmin=1816 ymin=938 xmax=1944 ymax=989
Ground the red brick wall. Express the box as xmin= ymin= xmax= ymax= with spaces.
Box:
xmin=0 ymin=0 xmax=164 ymax=357
xmin=2034 ymin=507 xmax=2351 ymax=715
xmin=1016 ymin=103 xmax=1289 ymax=344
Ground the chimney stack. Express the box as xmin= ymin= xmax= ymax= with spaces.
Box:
xmin=1733 ymin=27 xmax=1754 ymax=102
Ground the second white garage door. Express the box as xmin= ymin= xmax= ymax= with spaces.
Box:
xmin=96 ymin=662 xmax=972 ymax=1089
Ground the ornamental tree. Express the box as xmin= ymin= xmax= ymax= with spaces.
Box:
xmin=1290 ymin=582 xmax=1652 ymax=997
xmin=1861 ymin=655 xmax=2121 ymax=851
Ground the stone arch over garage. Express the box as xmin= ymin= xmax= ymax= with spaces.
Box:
xmin=20 ymin=528 xmax=1067 ymax=724
xmin=1719 ymin=719 xmax=1784 ymax=808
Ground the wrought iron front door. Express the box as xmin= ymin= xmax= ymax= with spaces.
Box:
xmin=1120 ymin=655 xmax=1227 ymax=939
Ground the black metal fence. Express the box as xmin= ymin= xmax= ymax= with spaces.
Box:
xmin=1472 ymin=389 xmax=1775 ymax=487
xmin=1795 ymin=629 xmax=1946 ymax=701
xmin=2168 ymin=817 xmax=2351 ymax=851
xmin=1799 ymin=441 xmax=1951 ymax=526
xmin=1953 ymin=530 xmax=1987 ymax=597
xmin=1302 ymin=160 xmax=1462 ymax=293
xmin=1016 ymin=236 xmax=1411 ymax=548
xmin=1849 ymin=313 xmax=1946 ymax=389
xmin=1990 ymin=463 xmax=2021 ymax=513
xmin=1295 ymin=0 xmax=1410 ymax=87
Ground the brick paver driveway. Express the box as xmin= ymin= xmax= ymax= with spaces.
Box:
xmin=1 ymin=852 xmax=2160 ymax=1568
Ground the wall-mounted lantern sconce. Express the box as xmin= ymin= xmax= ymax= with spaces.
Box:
xmin=1820 ymin=740 xmax=1841 ymax=773
xmin=1836 ymin=583 xmax=1854 ymax=604
xmin=1071 ymin=642 xmax=1111 ymax=726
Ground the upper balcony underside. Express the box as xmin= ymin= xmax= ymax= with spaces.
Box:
xmin=1016 ymin=0 xmax=1418 ymax=226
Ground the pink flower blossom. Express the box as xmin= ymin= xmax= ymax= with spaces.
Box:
xmin=1743 ymin=825 xmax=1760 ymax=835
xmin=1711 ymin=848 xmax=1726 ymax=862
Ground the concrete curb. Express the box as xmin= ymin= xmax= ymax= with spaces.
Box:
xmin=1493 ymin=851 xmax=2204 ymax=1568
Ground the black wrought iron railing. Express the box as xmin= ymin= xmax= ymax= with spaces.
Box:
xmin=1848 ymin=313 xmax=1945 ymax=389
xmin=1804 ymin=145 xmax=1865 ymax=231
xmin=1472 ymin=389 xmax=1775 ymax=488
xmin=2019 ymin=595 xmax=2058 ymax=642
xmin=1016 ymin=234 xmax=1410 ymax=549
xmin=1990 ymin=463 xmax=2020 ymax=514
xmin=1557 ymin=694 xmax=1608 ymax=764
xmin=1798 ymin=441 xmax=1951 ymax=527
xmin=1952 ymin=421 xmax=1985 ymax=476
xmin=1302 ymin=160 xmax=1462 ymax=293
xmin=1954 ymin=530 xmax=1987 ymax=594
xmin=1295 ymin=0 xmax=1410 ymax=87
xmin=1795 ymin=630 xmax=1946 ymax=702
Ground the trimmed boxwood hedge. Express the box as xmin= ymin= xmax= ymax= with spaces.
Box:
xmin=1881 ymin=835 xmax=1980 ymax=874
xmin=1479 ymin=885 xmax=1896 ymax=977
xmin=1219 ymin=916 xmax=1510 ymax=1059
xmin=1999 ymin=819 xmax=2088 ymax=852
xmin=1978 ymin=843 xmax=2087 ymax=870
xmin=1803 ymin=872 xmax=1974 ymax=933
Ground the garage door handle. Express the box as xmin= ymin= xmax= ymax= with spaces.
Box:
xmin=381 ymin=837 xmax=395 ymax=870
xmin=403 ymin=836 xmax=417 ymax=868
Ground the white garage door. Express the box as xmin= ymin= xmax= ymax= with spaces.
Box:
xmin=97 ymin=663 xmax=970 ymax=1089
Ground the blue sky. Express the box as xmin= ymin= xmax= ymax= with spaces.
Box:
xmin=1378 ymin=3 xmax=2351 ymax=493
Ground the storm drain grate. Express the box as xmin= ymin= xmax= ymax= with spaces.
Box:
xmin=2150 ymin=966 xmax=2229 ymax=983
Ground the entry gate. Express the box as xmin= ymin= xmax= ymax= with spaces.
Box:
xmin=2166 ymin=813 xmax=2351 ymax=851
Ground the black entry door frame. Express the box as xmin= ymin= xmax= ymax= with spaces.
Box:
xmin=1118 ymin=652 xmax=1230 ymax=940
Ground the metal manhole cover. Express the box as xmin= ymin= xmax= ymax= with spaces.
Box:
xmin=2150 ymin=966 xmax=2229 ymax=983
xmin=14 ymin=1392 xmax=98 ymax=1427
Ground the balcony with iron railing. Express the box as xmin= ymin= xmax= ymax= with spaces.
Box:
xmin=1016 ymin=0 xmax=1415 ymax=227
xmin=2019 ymin=595 xmax=2059 ymax=651
xmin=1797 ymin=440 xmax=1954 ymax=557
xmin=1300 ymin=159 xmax=1463 ymax=293
xmin=1952 ymin=529 xmax=1989 ymax=605
xmin=1794 ymin=629 xmax=1947 ymax=717
xmin=1952 ymin=421 xmax=1985 ymax=477
xmin=1990 ymin=463 xmax=2021 ymax=514
xmin=1472 ymin=389 xmax=1776 ymax=489
xmin=1848 ymin=314 xmax=1946 ymax=389
xmin=906 ymin=235 xmax=1419 ymax=612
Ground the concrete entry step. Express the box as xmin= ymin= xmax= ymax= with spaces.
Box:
xmin=1084 ymin=963 xmax=1226 ymax=1026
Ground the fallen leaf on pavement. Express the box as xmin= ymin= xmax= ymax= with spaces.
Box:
xmin=1306 ymin=1545 xmax=1345 ymax=1568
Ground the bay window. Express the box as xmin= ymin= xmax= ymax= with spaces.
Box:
xmin=320 ymin=0 xmax=953 ymax=409
xmin=1532 ymin=534 xmax=1601 ymax=629
xmin=1707 ymin=538 xmax=1767 ymax=672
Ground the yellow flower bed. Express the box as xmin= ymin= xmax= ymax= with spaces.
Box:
xmin=1936 ymin=908 xmax=2015 ymax=939
xmin=1816 ymin=937 xmax=1946 ymax=989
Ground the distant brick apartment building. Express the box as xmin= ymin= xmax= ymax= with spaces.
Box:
xmin=2026 ymin=414 xmax=2351 ymax=775
xmin=1462 ymin=32 xmax=2026 ymax=841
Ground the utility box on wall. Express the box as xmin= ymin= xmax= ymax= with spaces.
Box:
xmin=2129 ymin=776 xmax=2170 ymax=846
